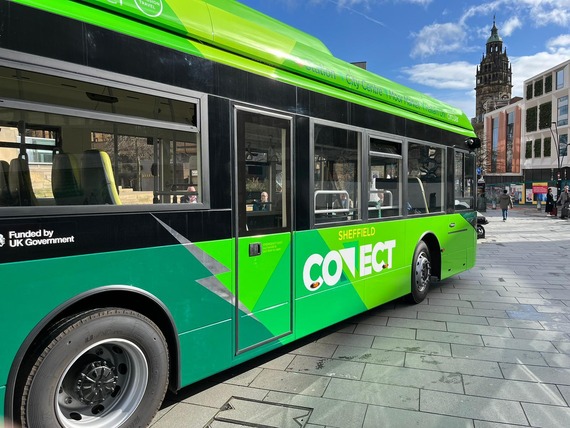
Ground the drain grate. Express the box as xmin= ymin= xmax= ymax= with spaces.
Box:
xmin=204 ymin=396 xmax=313 ymax=428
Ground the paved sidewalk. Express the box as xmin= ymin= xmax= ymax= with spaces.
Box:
xmin=151 ymin=209 xmax=570 ymax=428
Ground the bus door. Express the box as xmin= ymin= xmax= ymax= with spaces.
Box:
xmin=446 ymin=149 xmax=477 ymax=276
xmin=234 ymin=107 xmax=293 ymax=353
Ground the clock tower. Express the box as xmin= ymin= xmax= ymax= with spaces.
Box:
xmin=474 ymin=18 xmax=512 ymax=125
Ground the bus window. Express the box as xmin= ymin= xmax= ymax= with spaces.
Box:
xmin=0 ymin=66 xmax=201 ymax=207
xmin=407 ymin=143 xmax=444 ymax=214
xmin=236 ymin=109 xmax=291 ymax=234
xmin=313 ymin=123 xmax=361 ymax=224
xmin=454 ymin=151 xmax=475 ymax=210
xmin=369 ymin=138 xmax=402 ymax=218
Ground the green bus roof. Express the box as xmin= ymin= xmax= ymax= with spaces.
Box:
xmin=11 ymin=0 xmax=474 ymax=133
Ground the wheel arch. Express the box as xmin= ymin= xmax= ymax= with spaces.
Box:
xmin=5 ymin=286 xmax=180 ymax=424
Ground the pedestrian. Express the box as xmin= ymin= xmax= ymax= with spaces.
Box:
xmin=545 ymin=188 xmax=555 ymax=216
xmin=181 ymin=186 xmax=197 ymax=203
xmin=498 ymin=189 xmax=513 ymax=221
xmin=558 ymin=185 xmax=570 ymax=219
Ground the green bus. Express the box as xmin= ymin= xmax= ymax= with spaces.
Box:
xmin=0 ymin=1 xmax=479 ymax=426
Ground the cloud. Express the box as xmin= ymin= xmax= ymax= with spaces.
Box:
xmin=401 ymin=61 xmax=475 ymax=90
xmin=441 ymin=92 xmax=477 ymax=118
xmin=547 ymin=34 xmax=570 ymax=51
xmin=410 ymin=23 xmax=467 ymax=58
xmin=500 ymin=16 xmax=523 ymax=36
xmin=521 ymin=0 xmax=570 ymax=27
xmin=397 ymin=0 xmax=433 ymax=4
xmin=410 ymin=0 xmax=570 ymax=58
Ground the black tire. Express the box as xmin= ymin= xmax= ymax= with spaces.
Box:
xmin=408 ymin=241 xmax=432 ymax=304
xmin=477 ymin=225 xmax=485 ymax=239
xmin=20 ymin=308 xmax=169 ymax=428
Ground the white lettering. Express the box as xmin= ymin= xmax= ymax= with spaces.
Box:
xmin=303 ymin=239 xmax=397 ymax=291
xmin=6 ymin=229 xmax=75 ymax=248
xmin=372 ymin=240 xmax=396 ymax=272
xmin=303 ymin=254 xmax=324 ymax=291
xmin=360 ymin=244 xmax=372 ymax=276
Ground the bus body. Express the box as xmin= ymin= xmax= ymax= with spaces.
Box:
xmin=0 ymin=1 xmax=479 ymax=426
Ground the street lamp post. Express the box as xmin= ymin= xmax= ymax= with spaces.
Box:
xmin=550 ymin=121 xmax=562 ymax=197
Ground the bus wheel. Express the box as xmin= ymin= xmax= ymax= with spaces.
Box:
xmin=21 ymin=308 xmax=169 ymax=428
xmin=409 ymin=241 xmax=432 ymax=304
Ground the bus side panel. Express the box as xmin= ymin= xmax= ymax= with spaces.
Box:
xmin=293 ymin=215 xmax=476 ymax=339
xmin=178 ymin=319 xmax=233 ymax=387
xmin=0 ymin=237 xmax=236 ymax=389
xmin=438 ymin=213 xmax=477 ymax=280
xmin=405 ymin=214 xmax=477 ymax=280
xmin=294 ymin=222 xmax=407 ymax=339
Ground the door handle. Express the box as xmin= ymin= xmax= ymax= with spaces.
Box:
xmin=249 ymin=242 xmax=262 ymax=257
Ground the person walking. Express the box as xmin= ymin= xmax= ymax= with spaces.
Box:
xmin=498 ymin=189 xmax=513 ymax=221
xmin=545 ymin=188 xmax=555 ymax=216
xmin=558 ymin=185 xmax=570 ymax=219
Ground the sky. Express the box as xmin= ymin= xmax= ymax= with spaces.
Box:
xmin=238 ymin=0 xmax=570 ymax=120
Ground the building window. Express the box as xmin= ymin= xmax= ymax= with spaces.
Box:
xmin=525 ymin=141 xmax=532 ymax=159
xmin=526 ymin=84 xmax=533 ymax=100
xmin=534 ymin=79 xmax=543 ymax=97
xmin=491 ymin=118 xmax=499 ymax=172
xmin=558 ymin=96 xmax=568 ymax=126
xmin=545 ymin=75 xmax=553 ymax=93
xmin=560 ymin=134 xmax=568 ymax=157
xmin=544 ymin=137 xmax=551 ymax=157
xmin=539 ymin=101 xmax=552 ymax=129
xmin=506 ymin=111 xmax=514 ymax=173
xmin=534 ymin=139 xmax=541 ymax=158
xmin=556 ymin=69 xmax=565 ymax=90
xmin=526 ymin=106 xmax=537 ymax=132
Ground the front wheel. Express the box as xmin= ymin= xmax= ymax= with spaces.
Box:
xmin=408 ymin=241 xmax=432 ymax=304
xmin=20 ymin=308 xmax=169 ymax=428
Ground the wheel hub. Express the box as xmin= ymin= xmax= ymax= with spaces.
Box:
xmin=74 ymin=360 xmax=118 ymax=405
xmin=416 ymin=253 xmax=431 ymax=292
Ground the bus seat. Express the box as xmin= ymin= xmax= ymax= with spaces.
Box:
xmin=81 ymin=149 xmax=122 ymax=205
xmin=0 ymin=160 xmax=13 ymax=205
xmin=9 ymin=156 xmax=38 ymax=206
xmin=52 ymin=153 xmax=82 ymax=205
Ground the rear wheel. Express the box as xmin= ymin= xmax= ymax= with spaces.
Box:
xmin=20 ymin=308 xmax=169 ymax=428
xmin=408 ymin=242 xmax=432 ymax=304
